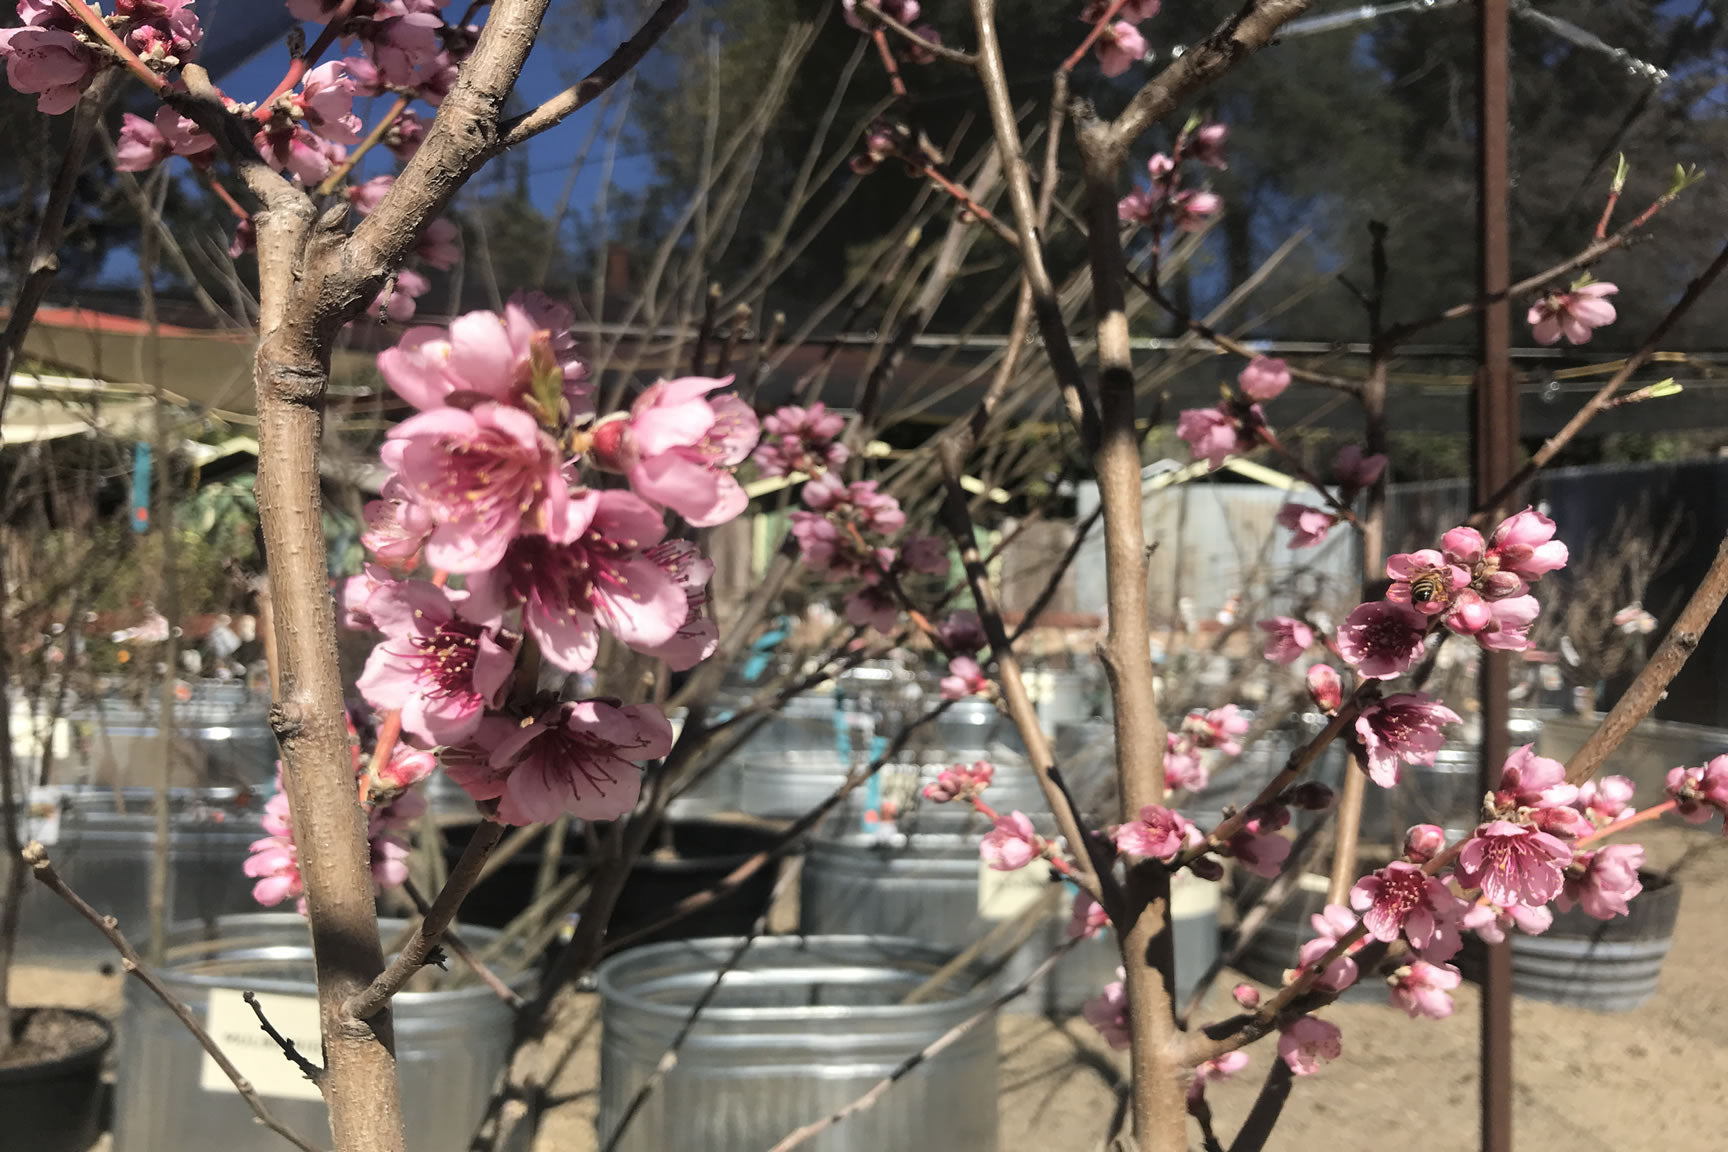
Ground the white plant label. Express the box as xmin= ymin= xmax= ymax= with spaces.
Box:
xmin=978 ymin=857 xmax=1049 ymax=920
xmin=200 ymin=988 xmax=324 ymax=1102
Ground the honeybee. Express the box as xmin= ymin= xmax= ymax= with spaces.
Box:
xmin=1409 ymin=572 xmax=1448 ymax=605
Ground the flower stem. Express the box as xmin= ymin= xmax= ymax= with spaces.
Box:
xmin=64 ymin=0 xmax=166 ymax=93
xmin=1577 ymin=799 xmax=1674 ymax=847
xmin=1061 ymin=0 xmax=1130 ymax=74
xmin=255 ymin=0 xmax=360 ymax=118
xmin=317 ymin=94 xmax=411 ymax=195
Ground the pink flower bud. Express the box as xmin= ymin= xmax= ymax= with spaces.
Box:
xmin=1236 ymin=356 xmax=1291 ymax=402
xmin=1306 ymin=664 xmax=1343 ymax=712
xmin=1232 ymin=982 xmax=1261 ymax=1009
xmin=1404 ymin=823 xmax=1446 ymax=863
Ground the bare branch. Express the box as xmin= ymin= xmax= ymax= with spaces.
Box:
xmin=25 ymin=844 xmax=326 ymax=1152
xmin=243 ymin=991 xmax=325 ymax=1085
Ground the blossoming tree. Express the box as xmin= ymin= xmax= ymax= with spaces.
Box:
xmin=3 ymin=3 xmax=1727 ymax=1152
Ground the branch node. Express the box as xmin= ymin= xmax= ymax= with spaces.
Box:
xmin=269 ymin=700 xmax=305 ymax=739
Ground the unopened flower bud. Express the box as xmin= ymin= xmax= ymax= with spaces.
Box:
xmin=1285 ymin=781 xmax=1335 ymax=811
xmin=1403 ymin=823 xmax=1447 ymax=864
xmin=1232 ymin=983 xmax=1261 ymax=1009
xmin=1306 ymin=663 xmax=1343 ymax=712
xmin=1189 ymin=856 xmax=1224 ymax=882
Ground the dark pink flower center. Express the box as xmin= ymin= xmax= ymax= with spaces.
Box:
xmin=416 ymin=433 xmax=544 ymax=520
xmin=410 ymin=619 xmax=482 ymax=698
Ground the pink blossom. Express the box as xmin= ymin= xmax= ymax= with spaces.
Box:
xmin=1163 ymin=735 xmax=1207 ymax=793
xmin=444 ymin=700 xmax=674 ymax=825
xmin=841 ymin=0 xmax=920 ymax=30
xmin=1236 ymin=356 xmax=1290 ymax=402
xmin=1440 ymin=524 xmax=1486 ymax=569
xmin=373 ymin=267 xmax=430 ymax=323
xmin=355 ymin=580 xmax=517 ymax=747
xmin=1257 ymin=616 xmax=1314 ymax=664
xmin=1492 ymin=744 xmax=1587 ymax=838
xmin=630 ymin=540 xmax=718 ymax=671
xmin=1456 ymin=820 xmax=1572 ymax=908
xmin=465 ymin=489 xmax=686 ymax=673
xmin=378 ymin=301 xmax=583 ymax=412
xmin=416 ymin=217 xmax=462 ymax=270
xmin=1232 ymin=984 xmax=1261 ymax=1009
xmin=1277 ymin=503 xmax=1338 ymax=549
xmin=980 ymin=810 xmax=1041 ymax=871
xmin=385 ymin=107 xmax=425 ymax=160
xmin=901 ymin=534 xmax=949 ymax=576
xmin=340 ymin=562 xmax=392 ymax=631
xmin=244 ymin=833 xmax=303 ymax=909
xmin=1474 ymin=594 xmax=1540 ymax=652
xmin=843 ymin=582 xmax=899 ymax=633
xmin=360 ymin=475 xmax=433 ymax=563
xmin=1558 ymin=843 xmax=1644 ymax=920
xmin=923 ymin=760 xmax=995 ymax=804
xmin=1169 ymin=188 xmax=1222 ymax=232
xmin=377 ymin=745 xmax=438 ymax=793
xmin=292 ymin=59 xmax=362 ymax=144
xmin=117 ymin=0 xmax=201 ymax=63
xmin=1228 ymin=828 xmax=1290 ymax=878
xmin=1336 ymin=601 xmax=1428 ymax=680
xmin=592 ymin=376 xmax=760 ymax=527
xmin=1332 ymin=444 xmax=1387 ymax=491
xmin=1487 ymin=507 xmax=1569 ymax=580
xmin=753 ymin=401 xmax=849 ymax=477
xmin=1462 ymin=900 xmax=1553 ymax=944
xmin=1067 ymin=891 xmax=1109 ymax=940
xmin=0 ymin=21 xmax=101 ymax=115
xmin=1528 ymin=281 xmax=1617 ymax=345
xmin=1278 ymin=1016 xmax=1341 ymax=1076
xmin=1081 ymin=0 xmax=1160 ymax=20
xmin=1306 ymin=664 xmax=1343 ymax=712
xmin=1294 ymin=903 xmax=1361 ymax=992
xmin=1113 ymin=804 xmax=1196 ymax=862
xmin=1385 ymin=549 xmax=1470 ymax=615
xmin=1177 ymin=406 xmax=1243 ymax=470
xmin=357 ymin=6 xmax=446 ymax=91
xmin=1349 ymin=861 xmax=1466 ymax=961
xmin=1582 ymin=773 xmax=1631 ymax=829
xmin=1353 ymin=692 xmax=1461 ymax=787
xmin=1184 ymin=705 xmax=1249 ymax=754
xmin=383 ymin=401 xmax=575 ymax=572
xmin=1082 ymin=970 xmax=1130 ymax=1049
xmin=904 ymin=23 xmax=943 ymax=64
xmin=368 ymin=831 xmax=411 ymax=891
xmin=348 ymin=173 xmax=395 ymax=215
xmin=1190 ymin=121 xmax=1228 ymax=169
xmin=1665 ymin=756 xmax=1728 ymax=823
xmin=1404 ymin=823 xmax=1446 ymax=864
xmin=937 ymin=610 xmax=988 ymax=655
xmin=116 ymin=113 xmax=171 ymax=171
xmin=1188 ymin=1050 xmax=1248 ymax=1102
xmin=1095 ymin=21 xmax=1146 ymax=77
xmin=1389 ymin=960 xmax=1461 ymax=1020
xmin=940 ymin=655 xmax=990 ymax=700
xmin=254 ymin=124 xmax=342 ymax=186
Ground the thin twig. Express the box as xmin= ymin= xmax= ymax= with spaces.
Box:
xmin=1563 ymin=532 xmax=1728 ymax=785
xmin=857 ymin=1 xmax=976 ymax=64
xmin=24 ymin=843 xmax=326 ymax=1152
xmin=316 ymin=94 xmax=409 ymax=195
xmin=400 ymin=878 xmax=523 ymax=1009
xmin=345 ymin=820 xmax=505 ymax=1020
xmin=243 ymin=991 xmax=325 ymax=1084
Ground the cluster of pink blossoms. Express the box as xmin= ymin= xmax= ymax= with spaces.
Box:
xmin=789 ymin=470 xmax=948 ymax=633
xmin=1119 ymin=119 xmax=1227 ymax=238
xmin=1334 ymin=507 xmax=1568 ymax=681
xmin=1665 ymin=755 xmax=1728 ymax=829
xmin=840 ymin=0 xmax=944 ymax=64
xmin=0 ymin=0 xmax=201 ymax=113
xmin=337 ymin=295 xmax=756 ymax=827
xmin=1528 ymin=278 xmax=1618 ymax=346
xmin=244 ymin=743 xmax=436 ymax=913
xmin=751 ymin=401 xmax=848 ymax=479
xmin=1275 ymin=746 xmax=1649 ymax=1034
xmin=1175 ymin=355 xmax=1284 ymax=471
xmin=1081 ymin=0 xmax=1160 ymax=78
xmin=936 ymin=610 xmax=991 ymax=700
xmin=1162 ymin=704 xmax=1249 ymax=792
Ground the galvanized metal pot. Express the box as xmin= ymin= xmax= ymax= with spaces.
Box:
xmin=597 ymin=936 xmax=998 ymax=1152
xmin=112 ymin=914 xmax=533 ymax=1152
xmin=1510 ymin=871 xmax=1681 ymax=1012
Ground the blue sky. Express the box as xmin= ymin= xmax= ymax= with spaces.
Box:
xmin=99 ymin=8 xmax=660 ymax=285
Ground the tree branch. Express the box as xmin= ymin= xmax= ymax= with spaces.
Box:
xmin=346 ymin=821 xmax=505 ymax=1020
xmin=857 ymin=2 xmax=976 ymax=64
xmin=496 ymin=0 xmax=689 ymax=149
xmin=243 ymin=990 xmax=325 ymax=1085
xmin=24 ymin=844 xmax=326 ymax=1152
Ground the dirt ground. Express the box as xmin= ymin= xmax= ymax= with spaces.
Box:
xmin=10 ymin=823 xmax=1725 ymax=1151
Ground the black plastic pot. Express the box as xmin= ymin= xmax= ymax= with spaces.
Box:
xmin=444 ymin=819 xmax=783 ymax=947
xmin=0 ymin=1008 xmax=113 ymax=1152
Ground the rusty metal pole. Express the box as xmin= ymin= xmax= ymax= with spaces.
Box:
xmin=1474 ymin=2 xmax=1516 ymax=1151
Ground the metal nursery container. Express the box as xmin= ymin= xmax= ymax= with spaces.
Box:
xmin=67 ymin=682 xmax=278 ymax=790
xmin=800 ymin=831 xmax=1060 ymax=1012
xmin=114 ymin=914 xmax=532 ymax=1152
xmin=13 ymin=788 xmax=265 ymax=968
xmin=738 ymin=692 xmax=851 ymax=818
xmin=598 ymin=936 xmax=998 ymax=1152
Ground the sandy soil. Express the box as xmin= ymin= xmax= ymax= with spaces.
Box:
xmin=10 ymin=824 xmax=1724 ymax=1151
